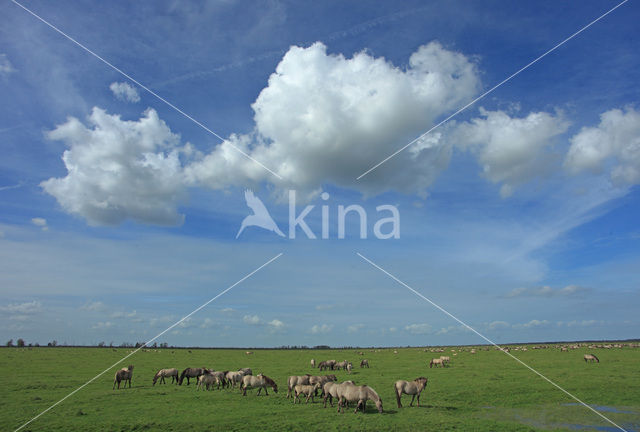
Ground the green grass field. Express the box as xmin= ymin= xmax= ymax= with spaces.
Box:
xmin=2 ymin=345 xmax=639 ymax=431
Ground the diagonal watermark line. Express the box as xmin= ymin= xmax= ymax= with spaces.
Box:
xmin=356 ymin=252 xmax=628 ymax=432
xmin=13 ymin=252 xmax=283 ymax=432
xmin=356 ymin=0 xmax=629 ymax=180
xmin=10 ymin=0 xmax=282 ymax=180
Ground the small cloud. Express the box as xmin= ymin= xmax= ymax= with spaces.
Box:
xmin=201 ymin=318 xmax=217 ymax=329
xmin=220 ymin=307 xmax=235 ymax=313
xmin=505 ymin=285 xmax=589 ymax=298
xmin=388 ymin=327 xmax=397 ymax=333
xmin=1 ymin=300 xmax=42 ymax=314
xmin=267 ymin=319 xmax=285 ymax=333
xmin=80 ymin=301 xmax=105 ymax=312
xmin=315 ymin=304 xmax=337 ymax=311
xmin=310 ymin=324 xmax=333 ymax=334
xmin=404 ymin=323 xmax=432 ymax=335
xmin=513 ymin=319 xmax=550 ymax=329
xmin=487 ymin=321 xmax=510 ymax=330
xmin=111 ymin=310 xmax=137 ymax=319
xmin=109 ymin=81 xmax=140 ymax=103
xmin=566 ymin=319 xmax=603 ymax=327
xmin=243 ymin=314 xmax=261 ymax=325
xmin=0 ymin=54 xmax=16 ymax=77
xmin=347 ymin=323 xmax=364 ymax=333
xmin=31 ymin=217 xmax=48 ymax=231
xmin=435 ymin=325 xmax=469 ymax=335
xmin=92 ymin=321 xmax=113 ymax=329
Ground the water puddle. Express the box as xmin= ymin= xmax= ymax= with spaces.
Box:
xmin=562 ymin=423 xmax=639 ymax=432
xmin=562 ymin=403 xmax=636 ymax=415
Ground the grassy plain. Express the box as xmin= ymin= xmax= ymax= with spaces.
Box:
xmin=2 ymin=345 xmax=639 ymax=431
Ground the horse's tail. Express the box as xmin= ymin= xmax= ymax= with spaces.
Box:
xmin=394 ymin=383 xmax=402 ymax=408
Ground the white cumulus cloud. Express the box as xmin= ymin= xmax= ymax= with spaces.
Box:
xmin=109 ymin=81 xmax=141 ymax=103
xmin=347 ymin=323 xmax=364 ymax=333
xmin=243 ymin=314 xmax=261 ymax=325
xmin=310 ymin=323 xmax=333 ymax=334
xmin=0 ymin=300 xmax=42 ymax=314
xmin=185 ymin=41 xmax=480 ymax=200
xmin=453 ymin=108 xmax=569 ymax=197
xmin=404 ymin=323 xmax=432 ymax=334
xmin=30 ymin=217 xmax=49 ymax=231
xmin=41 ymin=107 xmax=188 ymax=226
xmin=0 ymin=53 xmax=16 ymax=77
xmin=565 ymin=107 xmax=640 ymax=186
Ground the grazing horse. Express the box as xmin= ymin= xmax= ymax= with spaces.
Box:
xmin=429 ymin=358 xmax=444 ymax=368
xmin=395 ymin=377 xmax=428 ymax=408
xmin=287 ymin=375 xmax=311 ymax=398
xmin=323 ymin=381 xmax=355 ymax=407
xmin=179 ymin=367 xmax=207 ymax=385
xmin=241 ymin=374 xmax=278 ymax=396
xmin=152 ymin=368 xmax=178 ymax=386
xmin=584 ymin=354 xmax=600 ymax=363
xmin=337 ymin=384 xmax=383 ymax=414
xmin=310 ymin=358 xmax=316 ymax=368
xmin=360 ymin=359 xmax=369 ymax=368
xmin=319 ymin=360 xmax=336 ymax=371
xmin=226 ymin=371 xmax=245 ymax=388
xmin=113 ymin=365 xmax=134 ymax=389
xmin=293 ymin=384 xmax=321 ymax=404
xmin=197 ymin=371 xmax=226 ymax=390
xmin=335 ymin=360 xmax=349 ymax=370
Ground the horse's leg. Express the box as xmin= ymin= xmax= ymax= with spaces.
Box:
xmin=410 ymin=394 xmax=415 ymax=407
xmin=264 ymin=387 xmax=268 ymax=395
xmin=417 ymin=392 xmax=421 ymax=407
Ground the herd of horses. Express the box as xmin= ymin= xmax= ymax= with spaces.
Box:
xmin=113 ymin=352 xmax=604 ymax=413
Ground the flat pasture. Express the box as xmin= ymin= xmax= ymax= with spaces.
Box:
xmin=2 ymin=345 xmax=639 ymax=431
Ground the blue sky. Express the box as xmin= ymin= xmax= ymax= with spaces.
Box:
xmin=0 ymin=0 xmax=639 ymax=347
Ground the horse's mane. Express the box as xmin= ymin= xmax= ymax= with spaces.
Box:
xmin=414 ymin=376 xmax=428 ymax=382
xmin=364 ymin=385 xmax=380 ymax=401
xmin=262 ymin=375 xmax=276 ymax=386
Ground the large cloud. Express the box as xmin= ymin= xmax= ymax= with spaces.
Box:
xmin=185 ymin=41 xmax=481 ymax=199
xmin=564 ymin=107 xmax=640 ymax=186
xmin=41 ymin=107 xmax=188 ymax=226
xmin=452 ymin=109 xmax=569 ymax=197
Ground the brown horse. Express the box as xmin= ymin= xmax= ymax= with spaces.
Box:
xmin=337 ymin=384 xmax=383 ymax=414
xmin=152 ymin=368 xmax=178 ymax=385
xmin=429 ymin=358 xmax=444 ymax=368
xmin=360 ymin=359 xmax=369 ymax=368
xmin=293 ymin=383 xmax=321 ymax=404
xmin=113 ymin=365 xmax=134 ymax=389
xmin=323 ymin=381 xmax=355 ymax=407
xmin=241 ymin=374 xmax=278 ymax=396
xmin=394 ymin=377 xmax=428 ymax=407
xmin=584 ymin=354 xmax=600 ymax=363
xmin=287 ymin=375 xmax=311 ymax=398
xmin=179 ymin=367 xmax=207 ymax=385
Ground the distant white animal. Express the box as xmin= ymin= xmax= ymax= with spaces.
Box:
xmin=236 ymin=190 xmax=285 ymax=238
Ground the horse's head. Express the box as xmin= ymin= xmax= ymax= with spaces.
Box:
xmin=376 ymin=398 xmax=383 ymax=413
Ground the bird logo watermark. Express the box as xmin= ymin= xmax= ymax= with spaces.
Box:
xmin=236 ymin=190 xmax=400 ymax=240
